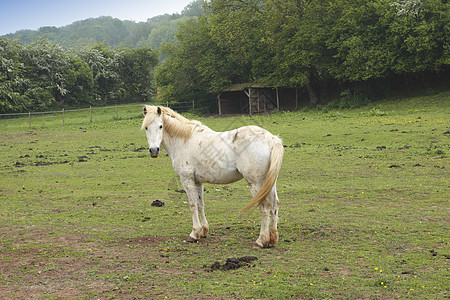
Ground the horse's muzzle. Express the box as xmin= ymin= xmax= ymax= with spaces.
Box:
xmin=149 ymin=147 xmax=160 ymax=158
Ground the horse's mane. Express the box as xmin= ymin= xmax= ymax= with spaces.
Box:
xmin=141 ymin=105 xmax=203 ymax=139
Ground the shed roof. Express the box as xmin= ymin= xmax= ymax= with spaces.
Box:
xmin=222 ymin=83 xmax=272 ymax=92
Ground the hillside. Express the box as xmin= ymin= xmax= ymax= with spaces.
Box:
xmin=2 ymin=0 xmax=203 ymax=49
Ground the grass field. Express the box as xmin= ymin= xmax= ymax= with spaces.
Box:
xmin=0 ymin=93 xmax=449 ymax=299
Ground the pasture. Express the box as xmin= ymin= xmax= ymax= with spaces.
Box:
xmin=1 ymin=93 xmax=449 ymax=299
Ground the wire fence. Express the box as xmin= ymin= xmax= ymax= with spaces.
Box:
xmin=0 ymin=100 xmax=216 ymax=129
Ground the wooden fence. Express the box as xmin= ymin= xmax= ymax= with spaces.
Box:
xmin=0 ymin=100 xmax=211 ymax=129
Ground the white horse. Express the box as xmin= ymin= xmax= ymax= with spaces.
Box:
xmin=141 ymin=106 xmax=283 ymax=248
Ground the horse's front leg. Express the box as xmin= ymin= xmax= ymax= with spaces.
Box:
xmin=195 ymin=183 xmax=209 ymax=238
xmin=180 ymin=177 xmax=208 ymax=242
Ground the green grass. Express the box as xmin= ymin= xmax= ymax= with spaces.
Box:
xmin=0 ymin=93 xmax=449 ymax=299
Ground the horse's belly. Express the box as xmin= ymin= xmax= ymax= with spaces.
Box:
xmin=195 ymin=165 xmax=243 ymax=184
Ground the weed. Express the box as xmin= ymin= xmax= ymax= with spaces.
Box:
xmin=361 ymin=107 xmax=388 ymax=116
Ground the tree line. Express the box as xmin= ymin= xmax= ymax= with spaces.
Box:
xmin=156 ymin=0 xmax=449 ymax=107
xmin=4 ymin=1 xmax=204 ymax=49
xmin=1 ymin=0 xmax=449 ymax=113
xmin=0 ymin=0 xmax=205 ymax=114
xmin=0 ymin=38 xmax=158 ymax=113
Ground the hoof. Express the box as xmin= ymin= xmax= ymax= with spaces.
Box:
xmin=200 ymin=225 xmax=209 ymax=238
xmin=253 ymin=239 xmax=275 ymax=249
xmin=269 ymin=229 xmax=279 ymax=247
xmin=253 ymin=241 xmax=264 ymax=249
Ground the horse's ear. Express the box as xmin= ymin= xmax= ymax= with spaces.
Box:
xmin=157 ymin=106 xmax=161 ymax=116
xmin=143 ymin=106 xmax=147 ymax=116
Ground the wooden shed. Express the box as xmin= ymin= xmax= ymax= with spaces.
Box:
xmin=217 ymin=83 xmax=303 ymax=115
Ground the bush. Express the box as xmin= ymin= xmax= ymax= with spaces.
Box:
xmin=321 ymin=88 xmax=372 ymax=112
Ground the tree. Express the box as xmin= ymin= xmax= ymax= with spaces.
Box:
xmin=206 ymin=0 xmax=265 ymax=80
xmin=204 ymin=0 xmax=329 ymax=106
xmin=146 ymin=18 xmax=188 ymax=49
xmin=182 ymin=0 xmax=206 ymax=17
xmin=261 ymin=0 xmax=328 ymax=106
xmin=388 ymin=0 xmax=450 ymax=74
xmin=155 ymin=16 xmax=246 ymax=102
xmin=22 ymin=38 xmax=70 ymax=108
xmin=0 ymin=37 xmax=160 ymax=112
xmin=63 ymin=56 xmax=94 ymax=105
xmin=0 ymin=38 xmax=28 ymax=112
xmin=322 ymin=0 xmax=450 ymax=81
xmin=116 ymin=46 xmax=158 ymax=101
xmin=76 ymin=43 xmax=120 ymax=102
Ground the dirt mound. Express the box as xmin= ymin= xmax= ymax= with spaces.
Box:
xmin=204 ymin=256 xmax=258 ymax=271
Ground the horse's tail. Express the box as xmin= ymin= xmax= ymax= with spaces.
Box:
xmin=241 ymin=135 xmax=284 ymax=213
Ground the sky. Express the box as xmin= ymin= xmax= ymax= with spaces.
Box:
xmin=0 ymin=0 xmax=193 ymax=36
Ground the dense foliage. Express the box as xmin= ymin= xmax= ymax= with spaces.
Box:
xmin=0 ymin=38 xmax=158 ymax=113
xmin=0 ymin=1 xmax=204 ymax=113
xmin=156 ymin=0 xmax=449 ymax=105
xmin=1 ymin=0 xmax=449 ymax=112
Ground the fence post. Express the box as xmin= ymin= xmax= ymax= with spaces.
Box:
xmin=90 ymin=106 xmax=92 ymax=123
xmin=62 ymin=108 xmax=65 ymax=126
xmin=276 ymin=87 xmax=280 ymax=110
xmin=116 ymin=105 xmax=118 ymax=119
xmin=28 ymin=112 xmax=31 ymax=129
xmin=249 ymin=88 xmax=252 ymax=115
xmin=192 ymin=100 xmax=195 ymax=111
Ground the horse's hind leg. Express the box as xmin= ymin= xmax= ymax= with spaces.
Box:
xmin=248 ymin=183 xmax=271 ymax=248
xmin=268 ymin=185 xmax=279 ymax=247
xmin=249 ymin=183 xmax=279 ymax=248
xmin=181 ymin=177 xmax=208 ymax=242
xmin=257 ymin=201 xmax=272 ymax=248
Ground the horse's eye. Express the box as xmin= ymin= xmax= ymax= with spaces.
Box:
xmin=145 ymin=127 xmax=148 ymax=130
xmin=159 ymin=125 xmax=163 ymax=129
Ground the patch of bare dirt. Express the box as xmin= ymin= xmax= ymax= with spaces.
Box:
xmin=0 ymin=228 xmax=185 ymax=299
xmin=117 ymin=235 xmax=166 ymax=247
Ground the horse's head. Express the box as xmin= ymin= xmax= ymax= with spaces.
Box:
xmin=142 ymin=106 xmax=163 ymax=158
